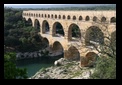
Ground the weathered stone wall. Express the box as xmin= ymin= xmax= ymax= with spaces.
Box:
xmin=22 ymin=10 xmax=116 ymax=67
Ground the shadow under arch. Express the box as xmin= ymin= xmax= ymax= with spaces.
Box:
xmin=68 ymin=23 xmax=81 ymax=41
xmin=42 ymin=37 xmax=50 ymax=48
xmin=42 ymin=20 xmax=50 ymax=34
xmin=52 ymin=22 xmax=65 ymax=37
xmin=34 ymin=19 xmax=40 ymax=32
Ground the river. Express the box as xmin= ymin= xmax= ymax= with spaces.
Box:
xmin=16 ymin=57 xmax=54 ymax=78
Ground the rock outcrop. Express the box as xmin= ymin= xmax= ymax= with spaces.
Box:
xmin=30 ymin=58 xmax=95 ymax=79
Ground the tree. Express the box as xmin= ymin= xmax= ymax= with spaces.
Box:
xmin=78 ymin=15 xmax=116 ymax=79
xmin=4 ymin=52 xmax=28 ymax=79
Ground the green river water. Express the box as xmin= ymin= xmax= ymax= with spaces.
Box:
xmin=16 ymin=57 xmax=54 ymax=78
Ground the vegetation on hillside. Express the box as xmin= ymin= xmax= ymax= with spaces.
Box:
xmin=4 ymin=52 xmax=28 ymax=79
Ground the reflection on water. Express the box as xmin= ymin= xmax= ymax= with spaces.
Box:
xmin=16 ymin=54 xmax=63 ymax=78
xmin=16 ymin=57 xmax=54 ymax=78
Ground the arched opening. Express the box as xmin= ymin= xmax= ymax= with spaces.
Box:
xmin=93 ymin=16 xmax=97 ymax=22
xmin=79 ymin=16 xmax=83 ymax=21
xmin=42 ymin=20 xmax=50 ymax=34
xmin=63 ymin=15 xmax=65 ymax=19
xmin=85 ymin=52 xmax=98 ymax=61
xmin=101 ymin=17 xmax=106 ymax=22
xmin=52 ymin=41 xmax=64 ymax=58
xmin=51 ymin=14 xmax=53 ymax=18
xmin=73 ymin=16 xmax=76 ymax=20
xmin=52 ymin=41 xmax=63 ymax=52
xmin=39 ymin=14 xmax=40 ymax=17
xmin=65 ymin=46 xmax=80 ymax=61
xmin=110 ymin=17 xmax=116 ymax=23
xmin=26 ymin=18 xmax=32 ymax=26
xmin=34 ymin=19 xmax=40 ymax=32
xmin=85 ymin=16 xmax=90 ymax=21
xmin=59 ymin=15 xmax=61 ymax=19
xmin=52 ymin=22 xmax=65 ymax=37
xmin=45 ymin=14 xmax=47 ymax=18
xmin=67 ymin=15 xmax=71 ymax=20
xmin=31 ymin=14 xmax=33 ymax=17
xmin=111 ymin=31 xmax=116 ymax=51
xmin=36 ymin=14 xmax=38 ymax=17
xmin=68 ymin=24 xmax=81 ymax=41
xmin=42 ymin=38 xmax=49 ymax=48
xmin=34 ymin=14 xmax=35 ymax=17
xmin=42 ymin=14 xmax=43 ymax=17
xmin=85 ymin=26 xmax=104 ymax=46
xmin=48 ymin=14 xmax=50 ymax=18
xmin=55 ymin=15 xmax=57 ymax=19
xmin=81 ymin=52 xmax=98 ymax=67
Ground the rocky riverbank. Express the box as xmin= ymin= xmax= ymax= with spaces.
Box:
xmin=16 ymin=47 xmax=63 ymax=60
xmin=29 ymin=58 xmax=95 ymax=79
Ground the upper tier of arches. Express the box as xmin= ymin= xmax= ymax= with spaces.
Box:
xmin=23 ymin=10 xmax=116 ymax=23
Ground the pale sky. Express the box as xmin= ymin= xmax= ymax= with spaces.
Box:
xmin=4 ymin=4 xmax=72 ymax=6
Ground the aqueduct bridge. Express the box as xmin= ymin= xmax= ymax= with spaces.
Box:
xmin=22 ymin=10 xmax=116 ymax=66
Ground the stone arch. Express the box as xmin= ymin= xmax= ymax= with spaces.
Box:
xmin=31 ymin=13 xmax=33 ymax=17
xmin=101 ymin=17 xmax=106 ymax=22
xmin=48 ymin=14 xmax=50 ymax=18
xmin=85 ymin=16 xmax=90 ymax=21
xmin=45 ymin=14 xmax=47 ymax=18
xmin=80 ymin=52 xmax=98 ymax=67
xmin=36 ymin=14 xmax=38 ymax=17
xmin=52 ymin=41 xmax=64 ymax=52
xmin=73 ymin=16 xmax=76 ymax=20
xmin=59 ymin=15 xmax=61 ymax=19
xmin=34 ymin=19 xmax=40 ymax=32
xmin=26 ymin=18 xmax=32 ymax=26
xmin=52 ymin=22 xmax=65 ymax=37
xmin=55 ymin=15 xmax=57 ymax=19
xmin=67 ymin=15 xmax=71 ymax=20
xmin=93 ymin=16 xmax=97 ymax=22
xmin=42 ymin=37 xmax=49 ymax=48
xmin=42 ymin=20 xmax=50 ymax=34
xmin=51 ymin=14 xmax=53 ymax=18
xmin=65 ymin=46 xmax=80 ymax=60
xmin=68 ymin=23 xmax=81 ymax=41
xmin=110 ymin=17 xmax=116 ymax=23
xmin=85 ymin=26 xmax=104 ymax=46
xmin=63 ymin=15 xmax=66 ymax=19
xmin=39 ymin=14 xmax=40 ymax=17
xmin=79 ymin=16 xmax=83 ymax=21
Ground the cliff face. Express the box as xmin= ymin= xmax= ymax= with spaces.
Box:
xmin=30 ymin=58 xmax=95 ymax=79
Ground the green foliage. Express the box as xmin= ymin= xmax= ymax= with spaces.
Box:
xmin=72 ymin=25 xmax=81 ymax=38
xmin=4 ymin=8 xmax=44 ymax=52
xmin=4 ymin=52 xmax=28 ymax=79
xmin=90 ymin=57 xmax=116 ymax=79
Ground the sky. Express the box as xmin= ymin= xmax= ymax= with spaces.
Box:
xmin=4 ymin=4 xmax=56 ymax=6
xmin=4 ymin=4 xmax=115 ymax=8
xmin=4 ymin=4 xmax=115 ymax=6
